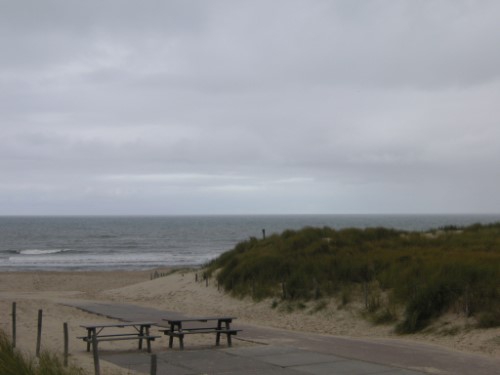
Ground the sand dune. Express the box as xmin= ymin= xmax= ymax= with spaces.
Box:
xmin=0 ymin=269 xmax=498 ymax=374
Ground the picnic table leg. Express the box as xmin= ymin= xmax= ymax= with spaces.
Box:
xmin=216 ymin=320 xmax=222 ymax=346
xmin=145 ymin=325 xmax=152 ymax=353
xmin=179 ymin=333 xmax=184 ymax=350
xmin=168 ymin=334 xmax=174 ymax=348
xmin=86 ymin=331 xmax=90 ymax=352
xmin=225 ymin=320 xmax=232 ymax=347
xmin=177 ymin=323 xmax=184 ymax=350
xmin=138 ymin=326 xmax=144 ymax=350
xmin=168 ymin=323 xmax=175 ymax=348
xmin=86 ymin=329 xmax=93 ymax=352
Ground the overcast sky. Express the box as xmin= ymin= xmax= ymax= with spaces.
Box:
xmin=1 ymin=0 xmax=500 ymax=215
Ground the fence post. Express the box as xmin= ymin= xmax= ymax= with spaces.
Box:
xmin=150 ymin=354 xmax=157 ymax=375
xmin=92 ymin=334 xmax=100 ymax=375
xmin=363 ymin=282 xmax=368 ymax=309
xmin=281 ymin=282 xmax=287 ymax=299
xmin=11 ymin=302 xmax=16 ymax=348
xmin=464 ymin=284 xmax=470 ymax=316
xmin=36 ymin=309 xmax=42 ymax=357
xmin=63 ymin=322 xmax=69 ymax=367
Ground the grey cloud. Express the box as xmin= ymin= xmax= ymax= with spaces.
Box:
xmin=3 ymin=1 xmax=500 ymax=88
xmin=1 ymin=0 xmax=500 ymax=214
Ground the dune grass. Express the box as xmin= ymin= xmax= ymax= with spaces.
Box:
xmin=207 ymin=223 xmax=500 ymax=333
xmin=0 ymin=330 xmax=85 ymax=375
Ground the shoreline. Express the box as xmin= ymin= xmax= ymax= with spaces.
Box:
xmin=1 ymin=269 xmax=499 ymax=373
xmin=0 ymin=265 xmax=199 ymax=273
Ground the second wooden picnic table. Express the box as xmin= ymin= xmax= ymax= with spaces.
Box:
xmin=160 ymin=316 xmax=241 ymax=350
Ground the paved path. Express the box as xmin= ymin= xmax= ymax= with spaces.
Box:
xmin=65 ymin=300 xmax=499 ymax=375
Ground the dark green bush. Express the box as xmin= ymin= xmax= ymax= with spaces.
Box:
xmin=207 ymin=223 xmax=500 ymax=332
xmin=0 ymin=331 xmax=33 ymax=375
xmin=397 ymin=283 xmax=455 ymax=333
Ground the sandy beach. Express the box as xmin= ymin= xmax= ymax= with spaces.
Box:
xmin=0 ymin=269 xmax=498 ymax=374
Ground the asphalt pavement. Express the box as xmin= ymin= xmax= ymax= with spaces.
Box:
xmin=65 ymin=300 xmax=499 ymax=375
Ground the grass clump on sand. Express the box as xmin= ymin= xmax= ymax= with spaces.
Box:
xmin=0 ymin=330 xmax=86 ymax=375
xmin=206 ymin=223 xmax=500 ymax=333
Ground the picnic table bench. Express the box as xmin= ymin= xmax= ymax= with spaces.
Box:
xmin=159 ymin=317 xmax=241 ymax=350
xmin=78 ymin=322 xmax=160 ymax=353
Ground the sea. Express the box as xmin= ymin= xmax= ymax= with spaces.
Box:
xmin=1 ymin=214 xmax=499 ymax=271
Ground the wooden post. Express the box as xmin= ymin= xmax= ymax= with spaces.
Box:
xmin=92 ymin=334 xmax=100 ymax=375
xmin=282 ymin=282 xmax=287 ymax=300
xmin=363 ymin=282 xmax=368 ymax=309
xmin=63 ymin=322 xmax=69 ymax=367
xmin=464 ymin=284 xmax=470 ymax=316
xmin=150 ymin=354 xmax=157 ymax=375
xmin=36 ymin=309 xmax=42 ymax=357
xmin=262 ymin=229 xmax=266 ymax=239
xmin=11 ymin=302 xmax=16 ymax=348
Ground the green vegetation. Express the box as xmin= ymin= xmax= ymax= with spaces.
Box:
xmin=0 ymin=330 xmax=85 ymax=375
xmin=207 ymin=223 xmax=500 ymax=333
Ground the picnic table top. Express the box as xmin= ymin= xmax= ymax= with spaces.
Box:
xmin=80 ymin=321 xmax=156 ymax=329
xmin=163 ymin=317 xmax=236 ymax=324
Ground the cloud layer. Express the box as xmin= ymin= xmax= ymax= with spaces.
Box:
xmin=1 ymin=0 xmax=500 ymax=214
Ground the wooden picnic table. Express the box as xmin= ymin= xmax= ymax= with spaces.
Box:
xmin=159 ymin=316 xmax=241 ymax=350
xmin=78 ymin=322 xmax=159 ymax=353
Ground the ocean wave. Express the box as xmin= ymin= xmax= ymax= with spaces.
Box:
xmin=18 ymin=248 xmax=72 ymax=255
xmin=3 ymin=251 xmax=219 ymax=270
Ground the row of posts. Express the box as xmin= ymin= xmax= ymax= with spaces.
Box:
xmin=10 ymin=303 xmax=60 ymax=361
xmin=9 ymin=302 xmax=158 ymax=375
